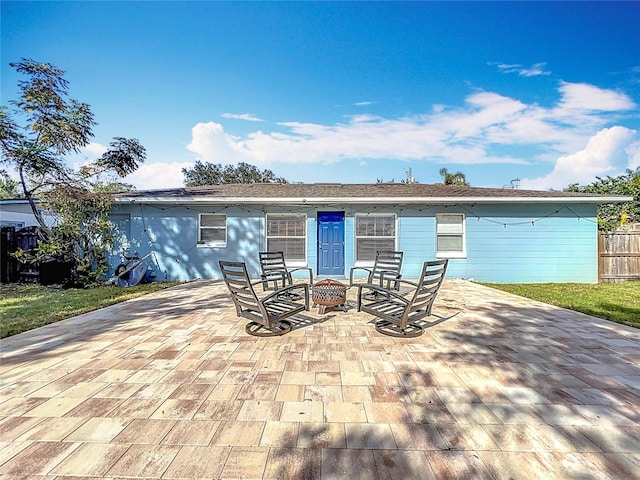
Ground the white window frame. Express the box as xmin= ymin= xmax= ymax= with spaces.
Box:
xmin=436 ymin=213 xmax=466 ymax=259
xmin=265 ymin=213 xmax=307 ymax=266
xmin=0 ymin=221 xmax=25 ymax=229
xmin=354 ymin=213 xmax=397 ymax=265
xmin=198 ymin=213 xmax=227 ymax=248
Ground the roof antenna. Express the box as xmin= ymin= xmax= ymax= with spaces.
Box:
xmin=503 ymin=178 xmax=520 ymax=189
xmin=404 ymin=168 xmax=415 ymax=184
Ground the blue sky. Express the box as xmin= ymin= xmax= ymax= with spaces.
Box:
xmin=2 ymin=1 xmax=639 ymax=191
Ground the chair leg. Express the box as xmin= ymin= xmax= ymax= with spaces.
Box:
xmin=374 ymin=320 xmax=424 ymax=338
xmin=245 ymin=320 xmax=292 ymax=337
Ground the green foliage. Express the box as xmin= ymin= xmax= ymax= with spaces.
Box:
xmin=1 ymin=58 xmax=146 ymax=285
xmin=565 ymin=168 xmax=639 ymax=231
xmin=0 ymin=60 xmax=94 ymax=188
xmin=439 ymin=168 xmax=470 ymax=186
xmin=182 ymin=160 xmax=288 ymax=186
xmin=92 ymin=181 xmax=137 ymax=193
xmin=1 ymin=58 xmax=146 ymax=227
xmin=0 ymin=281 xmax=182 ymax=337
xmin=15 ymin=186 xmax=116 ymax=286
xmin=0 ymin=176 xmax=22 ymax=199
xmin=95 ymin=137 xmax=147 ymax=177
xmin=482 ymin=282 xmax=640 ymax=328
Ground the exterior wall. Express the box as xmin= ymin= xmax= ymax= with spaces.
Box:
xmin=109 ymin=204 xmax=266 ymax=281
xmin=0 ymin=201 xmax=56 ymax=228
xmin=450 ymin=204 xmax=598 ymax=283
xmin=110 ymin=201 xmax=598 ymax=283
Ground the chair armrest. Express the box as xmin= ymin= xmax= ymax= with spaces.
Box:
xmin=376 ymin=269 xmax=402 ymax=288
xmin=257 ymin=271 xmax=290 ymax=291
xmin=252 ymin=278 xmax=270 ymax=287
xmin=263 ymin=283 xmax=310 ymax=308
xmin=356 ymin=283 xmax=411 ymax=304
xmin=394 ymin=278 xmax=417 ymax=288
xmin=377 ymin=269 xmax=401 ymax=277
xmin=349 ymin=266 xmax=372 ymax=287
xmin=252 ymin=274 xmax=285 ymax=286
xmin=287 ymin=266 xmax=314 ymax=285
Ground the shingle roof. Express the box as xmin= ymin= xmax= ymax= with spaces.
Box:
xmin=114 ymin=183 xmax=631 ymax=204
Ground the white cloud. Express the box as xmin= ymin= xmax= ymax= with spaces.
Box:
xmin=124 ymin=161 xmax=193 ymax=190
xmin=352 ymin=101 xmax=375 ymax=106
xmin=181 ymin=81 xmax=637 ymax=190
xmin=491 ymin=61 xmax=551 ymax=77
xmin=63 ymin=142 xmax=109 ymax=171
xmin=521 ymin=126 xmax=639 ymax=190
xmin=187 ymin=122 xmax=248 ymax=164
xmin=627 ymin=140 xmax=640 ymax=170
xmin=82 ymin=142 xmax=108 ymax=157
xmin=556 ymin=82 xmax=636 ymax=112
xmin=519 ymin=63 xmax=551 ymax=77
xmin=47 ymin=141 xmax=192 ymax=191
xmin=221 ymin=113 xmax=263 ymax=122
xmin=440 ymin=91 xmax=528 ymax=139
xmin=186 ymin=92 xmax=537 ymax=168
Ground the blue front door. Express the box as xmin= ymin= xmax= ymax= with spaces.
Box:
xmin=317 ymin=212 xmax=345 ymax=276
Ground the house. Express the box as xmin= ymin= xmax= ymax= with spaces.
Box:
xmin=0 ymin=199 xmax=56 ymax=229
xmin=110 ymin=183 xmax=632 ymax=283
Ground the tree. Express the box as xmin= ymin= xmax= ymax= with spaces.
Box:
xmin=0 ymin=175 xmax=22 ymax=199
xmin=0 ymin=59 xmax=146 ymax=231
xmin=182 ymin=161 xmax=288 ymax=186
xmin=0 ymin=59 xmax=146 ymax=285
xmin=93 ymin=181 xmax=137 ymax=193
xmin=565 ymin=168 xmax=639 ymax=231
xmin=13 ymin=186 xmax=117 ymax=286
xmin=439 ymin=168 xmax=470 ymax=186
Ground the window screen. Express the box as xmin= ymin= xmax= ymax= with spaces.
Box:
xmin=436 ymin=213 xmax=465 ymax=257
xmin=199 ymin=213 xmax=227 ymax=247
xmin=266 ymin=214 xmax=307 ymax=262
xmin=355 ymin=214 xmax=396 ymax=262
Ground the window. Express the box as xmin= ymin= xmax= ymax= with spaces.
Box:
xmin=199 ymin=213 xmax=227 ymax=247
xmin=266 ymin=214 xmax=307 ymax=263
xmin=436 ymin=213 xmax=466 ymax=258
xmin=355 ymin=214 xmax=396 ymax=263
xmin=0 ymin=221 xmax=25 ymax=229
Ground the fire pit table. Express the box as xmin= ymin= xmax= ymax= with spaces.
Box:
xmin=312 ymin=279 xmax=347 ymax=314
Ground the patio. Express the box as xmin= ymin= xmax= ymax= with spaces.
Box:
xmin=1 ymin=279 xmax=639 ymax=479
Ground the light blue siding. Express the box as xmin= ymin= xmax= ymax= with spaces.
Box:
xmin=458 ymin=204 xmax=597 ymax=282
xmin=111 ymin=205 xmax=266 ymax=281
xmin=110 ymin=202 xmax=598 ymax=283
xmin=396 ymin=209 xmax=436 ymax=279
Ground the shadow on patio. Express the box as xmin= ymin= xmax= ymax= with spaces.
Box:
xmin=1 ymin=280 xmax=639 ymax=479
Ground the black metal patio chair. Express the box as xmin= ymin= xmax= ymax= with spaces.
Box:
xmin=356 ymin=259 xmax=448 ymax=338
xmin=219 ymin=260 xmax=310 ymax=337
xmin=259 ymin=251 xmax=313 ymax=291
xmin=349 ymin=250 xmax=404 ymax=290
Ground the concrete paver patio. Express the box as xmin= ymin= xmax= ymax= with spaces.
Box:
xmin=1 ymin=279 xmax=639 ymax=479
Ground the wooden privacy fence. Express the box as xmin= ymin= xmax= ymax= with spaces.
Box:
xmin=1 ymin=226 xmax=74 ymax=285
xmin=1 ymin=226 xmax=39 ymax=283
xmin=599 ymin=224 xmax=640 ymax=282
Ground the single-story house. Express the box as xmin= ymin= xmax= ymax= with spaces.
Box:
xmin=0 ymin=199 xmax=56 ymax=229
xmin=110 ymin=183 xmax=632 ymax=283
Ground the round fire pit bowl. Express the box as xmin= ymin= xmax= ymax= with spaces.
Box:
xmin=312 ymin=279 xmax=347 ymax=314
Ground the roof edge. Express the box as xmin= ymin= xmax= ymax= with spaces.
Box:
xmin=114 ymin=195 xmax=633 ymax=205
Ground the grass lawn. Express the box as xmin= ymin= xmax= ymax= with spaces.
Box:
xmin=0 ymin=282 xmax=182 ymax=338
xmin=481 ymin=282 xmax=640 ymax=328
